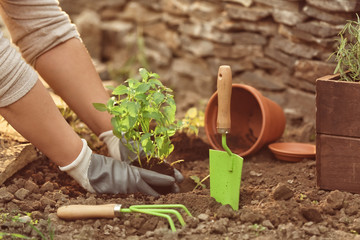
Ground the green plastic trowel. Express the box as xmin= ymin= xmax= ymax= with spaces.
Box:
xmin=209 ymin=65 xmax=244 ymax=210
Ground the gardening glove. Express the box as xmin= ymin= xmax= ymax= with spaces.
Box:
xmin=99 ymin=130 xmax=143 ymax=163
xmin=99 ymin=130 xmax=184 ymax=184
xmin=59 ymin=139 xmax=178 ymax=196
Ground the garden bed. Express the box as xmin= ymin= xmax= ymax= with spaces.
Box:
xmin=1 ymin=131 xmax=360 ymax=239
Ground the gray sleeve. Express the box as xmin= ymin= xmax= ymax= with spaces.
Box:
xmin=0 ymin=0 xmax=80 ymax=66
xmin=0 ymin=30 xmax=38 ymax=107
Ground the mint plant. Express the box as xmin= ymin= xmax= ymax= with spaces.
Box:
xmin=94 ymin=68 xmax=181 ymax=166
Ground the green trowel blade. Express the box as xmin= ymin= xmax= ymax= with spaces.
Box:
xmin=209 ymin=149 xmax=243 ymax=210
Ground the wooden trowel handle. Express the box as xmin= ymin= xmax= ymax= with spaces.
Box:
xmin=217 ymin=65 xmax=232 ymax=134
xmin=57 ymin=204 xmax=117 ymax=220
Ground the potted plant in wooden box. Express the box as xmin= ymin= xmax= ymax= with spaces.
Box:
xmin=316 ymin=14 xmax=360 ymax=193
xmin=94 ymin=68 xmax=182 ymax=193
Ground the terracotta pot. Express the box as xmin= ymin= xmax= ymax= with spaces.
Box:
xmin=205 ymin=84 xmax=286 ymax=157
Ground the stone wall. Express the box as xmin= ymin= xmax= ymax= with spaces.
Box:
xmin=59 ymin=0 xmax=359 ymax=142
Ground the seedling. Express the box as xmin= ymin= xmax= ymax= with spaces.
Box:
xmin=94 ymin=68 xmax=182 ymax=165
xmin=299 ymin=193 xmax=307 ymax=201
xmin=190 ymin=175 xmax=209 ymax=190
xmin=250 ymin=224 xmax=266 ymax=236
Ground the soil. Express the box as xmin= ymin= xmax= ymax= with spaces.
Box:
xmin=132 ymin=157 xmax=175 ymax=195
xmin=1 ymin=131 xmax=360 ymax=240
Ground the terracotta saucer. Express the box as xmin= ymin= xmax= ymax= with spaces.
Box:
xmin=268 ymin=142 xmax=316 ymax=162
xmin=270 ymin=152 xmax=305 ymax=162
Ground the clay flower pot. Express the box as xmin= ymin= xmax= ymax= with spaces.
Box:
xmin=205 ymin=84 xmax=286 ymax=156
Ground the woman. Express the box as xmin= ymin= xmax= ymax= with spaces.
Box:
xmin=0 ymin=0 xmax=182 ymax=196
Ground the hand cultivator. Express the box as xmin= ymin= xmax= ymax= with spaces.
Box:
xmin=57 ymin=204 xmax=192 ymax=232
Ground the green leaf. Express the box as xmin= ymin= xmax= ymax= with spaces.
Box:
xmin=143 ymin=110 xmax=163 ymax=122
xmin=121 ymin=115 xmax=138 ymax=131
xmin=127 ymin=78 xmax=140 ymax=88
xmin=153 ymin=92 xmax=165 ymax=105
xmin=141 ymin=133 xmax=154 ymax=155
xmin=167 ymin=128 xmax=176 ymax=137
xmin=92 ymin=103 xmax=107 ymax=112
xmin=135 ymin=93 xmax=147 ymax=103
xmin=190 ymin=175 xmax=200 ymax=183
xmin=141 ymin=133 xmax=152 ymax=141
xmin=0 ymin=233 xmax=31 ymax=239
xmin=109 ymin=105 xmax=125 ymax=115
xmin=125 ymin=101 xmax=140 ymax=117
xmin=136 ymin=82 xmax=151 ymax=93
xmin=163 ymin=105 xmax=176 ymax=123
xmin=166 ymin=97 xmax=176 ymax=108
xmin=165 ymin=88 xmax=173 ymax=93
xmin=106 ymin=98 xmax=115 ymax=109
xmin=112 ymin=85 xmax=128 ymax=96
xmin=139 ymin=68 xmax=149 ymax=81
xmin=155 ymin=136 xmax=164 ymax=151
xmin=111 ymin=117 xmax=122 ymax=136
xmin=156 ymin=136 xmax=174 ymax=159
xmin=154 ymin=125 xmax=169 ymax=135
xmin=149 ymin=78 xmax=163 ymax=87
xmin=149 ymin=72 xmax=160 ymax=79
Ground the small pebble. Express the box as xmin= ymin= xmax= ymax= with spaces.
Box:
xmin=198 ymin=213 xmax=209 ymax=221
xmin=216 ymin=204 xmax=236 ymax=219
xmin=103 ymin=224 xmax=113 ymax=235
xmin=273 ymin=183 xmax=294 ymax=200
xmin=0 ymin=187 xmax=14 ymax=203
xmin=250 ymin=171 xmax=262 ymax=177
xmin=24 ymin=180 xmax=39 ymax=193
xmin=14 ymin=188 xmax=30 ymax=200
xmin=262 ymin=219 xmax=274 ymax=229
xmin=40 ymin=181 xmax=54 ymax=193
xmin=40 ymin=196 xmax=56 ymax=207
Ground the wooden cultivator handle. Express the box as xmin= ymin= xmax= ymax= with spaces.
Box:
xmin=57 ymin=204 xmax=118 ymax=220
xmin=217 ymin=65 xmax=232 ymax=134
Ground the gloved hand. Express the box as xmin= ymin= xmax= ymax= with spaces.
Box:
xmin=99 ymin=130 xmax=184 ymax=183
xmin=99 ymin=130 xmax=141 ymax=163
xmin=60 ymin=139 xmax=180 ymax=196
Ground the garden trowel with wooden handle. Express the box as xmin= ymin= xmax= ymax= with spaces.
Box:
xmin=209 ymin=65 xmax=243 ymax=210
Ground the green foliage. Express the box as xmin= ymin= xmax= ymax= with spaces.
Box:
xmin=250 ymin=224 xmax=266 ymax=236
xmin=179 ymin=107 xmax=204 ymax=136
xmin=190 ymin=175 xmax=209 ymax=190
xmin=94 ymin=68 xmax=182 ymax=164
xmin=331 ymin=14 xmax=360 ymax=81
xmin=0 ymin=212 xmax=54 ymax=240
xmin=299 ymin=193 xmax=307 ymax=201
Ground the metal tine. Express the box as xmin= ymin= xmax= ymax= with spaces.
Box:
xmin=126 ymin=204 xmax=192 ymax=232
xmin=131 ymin=208 xmax=185 ymax=226
xmin=130 ymin=204 xmax=192 ymax=217
xmin=130 ymin=208 xmax=178 ymax=231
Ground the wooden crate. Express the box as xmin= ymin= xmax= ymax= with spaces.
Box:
xmin=316 ymin=75 xmax=360 ymax=193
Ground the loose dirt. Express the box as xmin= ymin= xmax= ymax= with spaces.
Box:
xmin=1 ymin=131 xmax=360 ymax=240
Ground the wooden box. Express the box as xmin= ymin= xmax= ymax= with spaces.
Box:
xmin=316 ymin=75 xmax=360 ymax=193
